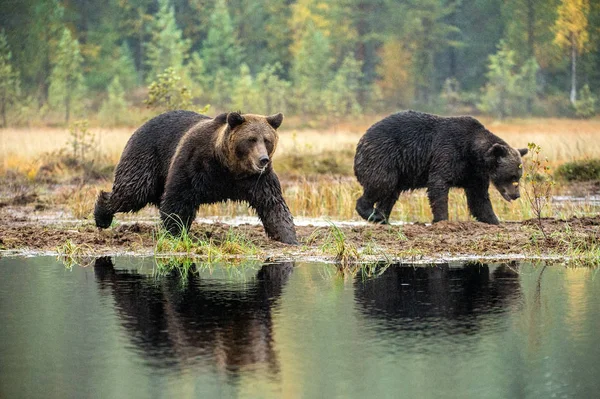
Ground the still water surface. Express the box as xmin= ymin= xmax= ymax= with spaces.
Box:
xmin=0 ymin=257 xmax=598 ymax=399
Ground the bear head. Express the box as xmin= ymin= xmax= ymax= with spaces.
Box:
xmin=485 ymin=143 xmax=528 ymax=202
xmin=215 ymin=112 xmax=283 ymax=176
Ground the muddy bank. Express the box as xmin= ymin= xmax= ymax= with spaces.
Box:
xmin=1 ymin=201 xmax=598 ymax=264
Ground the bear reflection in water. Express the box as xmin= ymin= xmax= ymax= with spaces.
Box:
xmin=93 ymin=257 xmax=293 ymax=373
xmin=354 ymin=262 xmax=521 ymax=330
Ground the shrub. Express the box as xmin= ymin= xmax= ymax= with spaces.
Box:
xmin=555 ymin=159 xmax=600 ymax=181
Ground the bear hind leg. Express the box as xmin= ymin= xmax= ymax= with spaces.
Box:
xmin=356 ymin=192 xmax=387 ymax=223
xmin=374 ymin=192 xmax=400 ymax=224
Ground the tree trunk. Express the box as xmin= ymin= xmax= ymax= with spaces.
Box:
xmin=570 ymin=35 xmax=577 ymax=105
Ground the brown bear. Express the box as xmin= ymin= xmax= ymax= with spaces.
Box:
xmin=354 ymin=110 xmax=528 ymax=225
xmin=94 ymin=110 xmax=297 ymax=244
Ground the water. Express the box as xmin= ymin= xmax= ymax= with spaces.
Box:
xmin=0 ymin=257 xmax=598 ymax=399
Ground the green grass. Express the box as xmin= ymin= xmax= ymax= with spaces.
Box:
xmin=153 ymin=225 xmax=262 ymax=262
xmin=319 ymin=222 xmax=359 ymax=268
xmin=56 ymin=239 xmax=94 ymax=268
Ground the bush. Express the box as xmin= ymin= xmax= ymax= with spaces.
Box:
xmin=574 ymin=84 xmax=597 ymax=118
xmin=555 ymin=159 xmax=600 ymax=181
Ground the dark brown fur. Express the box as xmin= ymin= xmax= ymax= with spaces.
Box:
xmin=354 ymin=110 xmax=528 ymax=224
xmin=94 ymin=110 xmax=297 ymax=244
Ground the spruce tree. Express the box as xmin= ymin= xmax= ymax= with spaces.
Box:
xmin=323 ymin=54 xmax=363 ymax=120
xmin=290 ymin=23 xmax=332 ymax=115
xmin=48 ymin=27 xmax=85 ymax=123
xmin=478 ymin=41 xmax=539 ymax=119
xmin=0 ymin=29 xmax=21 ymax=127
xmin=255 ymin=63 xmax=290 ymax=114
xmin=99 ymin=76 xmax=128 ymax=126
xmin=231 ymin=64 xmax=258 ymax=112
xmin=145 ymin=0 xmax=190 ymax=82
xmin=200 ymin=0 xmax=243 ymax=81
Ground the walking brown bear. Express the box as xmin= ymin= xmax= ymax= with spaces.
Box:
xmin=354 ymin=110 xmax=528 ymax=225
xmin=94 ymin=110 xmax=298 ymax=244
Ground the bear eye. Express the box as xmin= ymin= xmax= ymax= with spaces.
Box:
xmin=248 ymin=137 xmax=258 ymax=143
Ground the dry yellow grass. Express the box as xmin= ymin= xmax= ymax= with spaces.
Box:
xmin=2 ymin=117 xmax=600 ymax=169
xmin=2 ymin=117 xmax=599 ymax=223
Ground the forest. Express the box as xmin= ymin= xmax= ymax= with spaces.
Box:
xmin=0 ymin=0 xmax=599 ymax=127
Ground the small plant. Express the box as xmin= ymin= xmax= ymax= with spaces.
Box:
xmin=522 ymin=142 xmax=555 ymax=239
xmin=68 ymin=120 xmax=96 ymax=166
xmin=320 ymin=222 xmax=359 ymax=268
xmin=56 ymin=239 xmax=94 ymax=269
xmin=145 ymin=67 xmax=209 ymax=113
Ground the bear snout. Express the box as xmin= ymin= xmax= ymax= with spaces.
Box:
xmin=259 ymin=155 xmax=270 ymax=168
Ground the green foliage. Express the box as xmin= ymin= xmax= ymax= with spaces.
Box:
xmin=0 ymin=29 xmax=21 ymax=127
xmin=522 ymin=142 xmax=555 ymax=238
xmin=555 ymin=159 xmax=600 ymax=181
xmin=323 ymin=53 xmax=363 ymax=120
xmin=48 ymin=27 xmax=86 ymax=123
xmin=230 ymin=64 xmax=258 ymax=112
xmin=115 ymin=42 xmax=139 ymax=90
xmin=254 ymin=63 xmax=291 ymax=114
xmin=145 ymin=67 xmax=193 ymax=111
xmin=320 ymin=222 xmax=359 ymax=267
xmin=99 ymin=76 xmax=129 ymax=127
xmin=67 ymin=120 xmax=96 ymax=166
xmin=291 ymin=23 xmax=332 ymax=115
xmin=144 ymin=0 xmax=190 ymax=83
xmin=478 ymin=41 xmax=539 ymax=118
xmin=2 ymin=0 xmax=600 ymax=121
xmin=574 ymin=84 xmax=597 ymax=118
xmin=200 ymin=0 xmax=243 ymax=81
xmin=230 ymin=62 xmax=291 ymax=114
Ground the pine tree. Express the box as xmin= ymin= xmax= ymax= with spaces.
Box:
xmin=0 ymin=29 xmax=21 ymax=127
xmin=323 ymin=53 xmax=363 ymax=120
xmin=115 ymin=42 xmax=139 ymax=90
xmin=48 ymin=27 xmax=85 ymax=123
xmin=231 ymin=64 xmax=258 ymax=111
xmin=478 ymin=41 xmax=539 ymax=119
xmin=290 ymin=23 xmax=332 ymax=114
xmin=99 ymin=76 xmax=128 ymax=127
xmin=554 ymin=0 xmax=590 ymax=104
xmin=145 ymin=0 xmax=190 ymax=83
xmin=255 ymin=63 xmax=291 ymax=114
xmin=200 ymin=0 xmax=243 ymax=81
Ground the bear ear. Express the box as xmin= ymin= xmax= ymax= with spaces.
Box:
xmin=487 ymin=143 xmax=508 ymax=160
xmin=518 ymin=148 xmax=528 ymax=157
xmin=266 ymin=113 xmax=284 ymax=129
xmin=214 ymin=113 xmax=228 ymax=124
xmin=227 ymin=112 xmax=245 ymax=129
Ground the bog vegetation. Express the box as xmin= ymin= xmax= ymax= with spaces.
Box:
xmin=1 ymin=1 xmax=600 ymax=267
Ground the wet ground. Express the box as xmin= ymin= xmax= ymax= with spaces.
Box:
xmin=1 ymin=197 xmax=599 ymax=263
